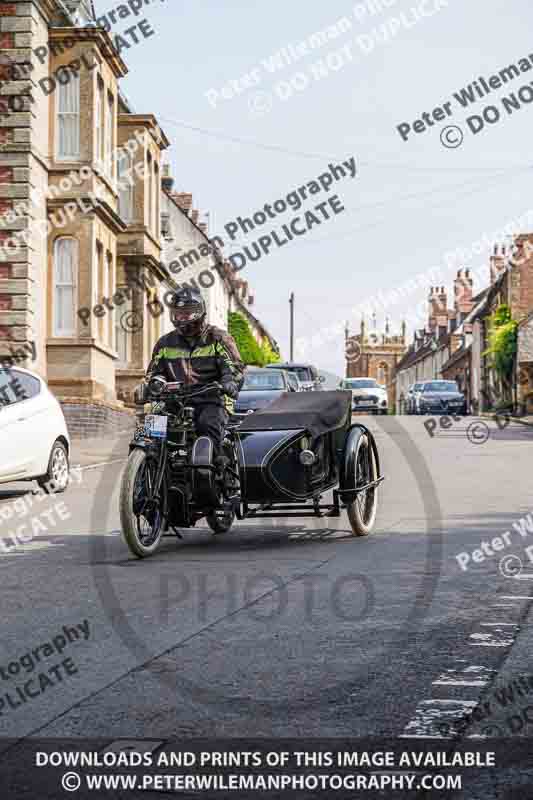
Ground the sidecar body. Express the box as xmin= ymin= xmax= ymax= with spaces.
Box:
xmin=232 ymin=390 xmax=383 ymax=527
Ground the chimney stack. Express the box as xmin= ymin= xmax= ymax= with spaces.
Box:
xmin=454 ymin=268 xmax=473 ymax=308
xmin=490 ymin=244 xmax=507 ymax=283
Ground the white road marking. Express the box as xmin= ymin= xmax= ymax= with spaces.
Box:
xmin=401 ymin=699 xmax=477 ymax=739
xmin=433 ymin=665 xmax=495 ymax=687
xmin=480 ymin=622 xmax=520 ymax=627
xmin=501 ymin=595 xmax=532 ymax=600
xmin=469 ymin=629 xmax=516 ymax=647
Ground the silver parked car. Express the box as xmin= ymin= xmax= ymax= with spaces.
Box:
xmin=406 ymin=382 xmax=424 ymax=414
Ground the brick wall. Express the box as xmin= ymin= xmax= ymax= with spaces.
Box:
xmin=60 ymin=399 xmax=136 ymax=440
xmin=512 ymin=235 xmax=533 ymax=320
xmin=0 ymin=0 xmax=35 ymax=361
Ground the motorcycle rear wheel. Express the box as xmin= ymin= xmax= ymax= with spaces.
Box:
xmin=120 ymin=449 xmax=166 ymax=558
xmin=206 ymin=508 xmax=235 ymax=535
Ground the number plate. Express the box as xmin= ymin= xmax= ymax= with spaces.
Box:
xmin=144 ymin=414 xmax=168 ymax=439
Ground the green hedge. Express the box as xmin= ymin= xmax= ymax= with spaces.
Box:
xmin=228 ymin=312 xmax=281 ymax=367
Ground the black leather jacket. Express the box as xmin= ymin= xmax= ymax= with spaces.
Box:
xmin=147 ymin=325 xmax=244 ymax=408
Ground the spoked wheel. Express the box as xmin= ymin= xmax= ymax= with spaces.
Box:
xmin=206 ymin=440 xmax=239 ymax=536
xmin=120 ymin=449 xmax=166 ymax=558
xmin=347 ymin=433 xmax=379 ymax=536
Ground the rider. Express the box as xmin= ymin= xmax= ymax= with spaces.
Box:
xmin=146 ymin=287 xmax=244 ymax=458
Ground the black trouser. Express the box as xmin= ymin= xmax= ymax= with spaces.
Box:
xmin=194 ymin=403 xmax=228 ymax=457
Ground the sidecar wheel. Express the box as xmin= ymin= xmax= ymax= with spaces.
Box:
xmin=347 ymin=434 xmax=378 ymax=536
xmin=120 ymin=449 xmax=165 ymax=558
xmin=206 ymin=509 xmax=235 ymax=535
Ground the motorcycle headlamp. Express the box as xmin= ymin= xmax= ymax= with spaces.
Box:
xmin=148 ymin=375 xmax=167 ymax=398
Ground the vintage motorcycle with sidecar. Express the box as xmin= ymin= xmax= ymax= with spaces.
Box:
xmin=119 ymin=376 xmax=383 ymax=557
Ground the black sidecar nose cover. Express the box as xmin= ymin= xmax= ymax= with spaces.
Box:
xmin=237 ymin=390 xmax=352 ymax=437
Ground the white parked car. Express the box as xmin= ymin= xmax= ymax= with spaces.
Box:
xmin=340 ymin=377 xmax=389 ymax=415
xmin=0 ymin=366 xmax=70 ymax=491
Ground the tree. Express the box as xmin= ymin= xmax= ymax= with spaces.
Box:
xmin=228 ymin=312 xmax=265 ymax=366
xmin=260 ymin=338 xmax=281 ymax=365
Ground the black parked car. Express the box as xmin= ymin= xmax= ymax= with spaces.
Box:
xmin=416 ymin=381 xmax=467 ymax=415
xmin=234 ymin=368 xmax=295 ymax=414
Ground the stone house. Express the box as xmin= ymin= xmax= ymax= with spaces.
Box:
xmin=0 ymin=0 xmax=174 ymax=433
xmin=470 ymin=241 xmax=533 ymax=412
xmin=517 ymin=310 xmax=533 ymax=414
xmin=394 ymin=271 xmax=475 ymax=409
xmin=0 ymin=1 xmax=275 ymax=434
xmin=160 ymin=168 xmax=229 ymax=333
xmin=395 ymin=241 xmax=533 ymax=414
xmin=159 ymin=170 xmax=279 ymax=358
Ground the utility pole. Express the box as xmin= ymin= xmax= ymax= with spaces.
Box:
xmin=289 ymin=292 xmax=294 ymax=362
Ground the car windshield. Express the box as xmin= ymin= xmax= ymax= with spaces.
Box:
xmin=291 ymin=367 xmax=313 ymax=382
xmin=423 ymin=381 xmax=459 ymax=393
xmin=343 ymin=379 xmax=378 ymax=389
xmin=413 ymin=384 xmax=423 ymax=391
xmin=242 ymin=371 xmax=285 ymax=391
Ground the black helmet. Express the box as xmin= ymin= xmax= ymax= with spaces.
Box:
xmin=170 ymin=287 xmax=207 ymax=336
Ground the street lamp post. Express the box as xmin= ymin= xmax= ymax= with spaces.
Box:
xmin=289 ymin=292 xmax=294 ymax=362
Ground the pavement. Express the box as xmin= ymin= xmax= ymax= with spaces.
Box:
xmin=1 ymin=416 xmax=533 ymax=798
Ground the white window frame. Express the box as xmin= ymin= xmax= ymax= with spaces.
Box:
xmin=153 ymin=162 xmax=159 ymax=236
xmin=53 ymin=237 xmax=78 ymax=336
xmin=147 ymin=152 xmax=152 ymax=232
xmin=115 ymin=290 xmax=132 ymax=367
xmin=117 ymin=150 xmax=134 ymax=223
xmin=95 ymin=77 xmax=103 ymax=163
xmin=56 ymin=73 xmax=80 ymax=161
xmin=106 ymin=92 xmax=114 ymax=177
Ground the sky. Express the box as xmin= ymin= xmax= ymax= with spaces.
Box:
xmin=95 ymin=0 xmax=533 ymax=375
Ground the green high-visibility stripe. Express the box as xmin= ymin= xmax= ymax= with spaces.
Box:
xmin=157 ymin=345 xmax=217 ymax=360
xmin=157 ymin=347 xmax=189 ymax=359
xmin=191 ymin=344 xmax=217 ymax=358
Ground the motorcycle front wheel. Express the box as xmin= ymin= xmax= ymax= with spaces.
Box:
xmin=120 ymin=448 xmax=166 ymax=558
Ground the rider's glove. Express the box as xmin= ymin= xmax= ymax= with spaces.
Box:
xmin=221 ymin=379 xmax=239 ymax=399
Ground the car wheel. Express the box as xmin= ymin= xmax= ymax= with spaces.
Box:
xmin=37 ymin=439 xmax=70 ymax=493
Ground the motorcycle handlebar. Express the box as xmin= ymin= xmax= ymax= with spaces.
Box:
xmin=145 ymin=378 xmax=223 ymax=400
